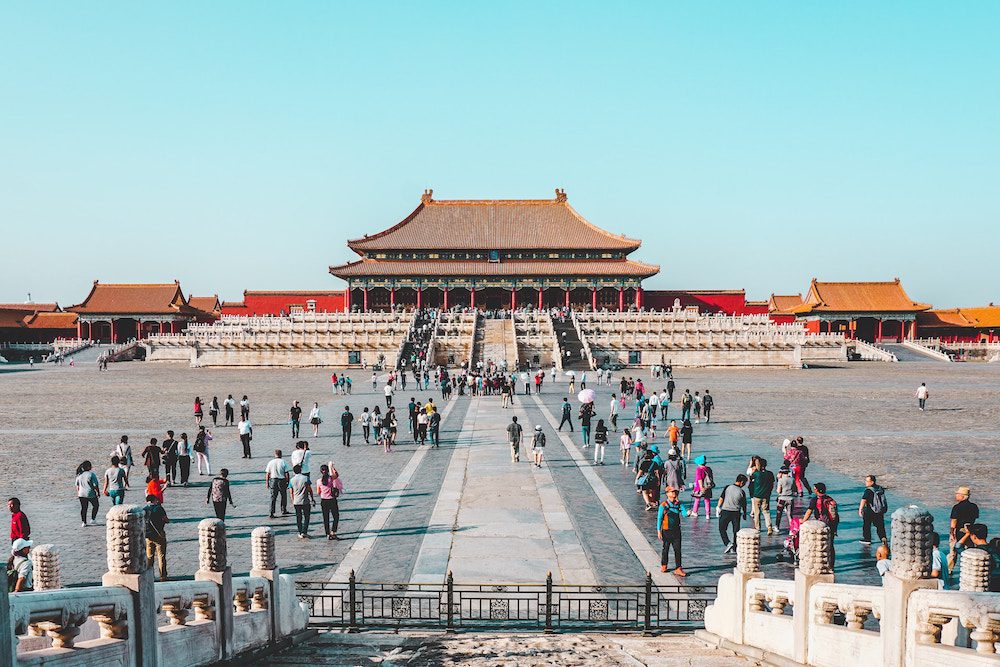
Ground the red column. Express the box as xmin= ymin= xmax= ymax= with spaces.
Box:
xmin=390 ymin=288 xmax=396 ymax=309
xmin=909 ymin=320 xmax=916 ymax=340
xmin=344 ymin=287 xmax=351 ymax=312
xmin=618 ymin=287 xmax=624 ymax=312
xmin=877 ymin=318 xmax=883 ymax=342
xmin=635 ymin=287 xmax=643 ymax=310
xmin=363 ymin=288 xmax=369 ymax=312
xmin=417 ymin=288 xmax=422 ymax=309
xmin=511 ymin=288 xmax=516 ymax=310
xmin=538 ymin=288 xmax=543 ymax=309
xmin=443 ymin=288 xmax=449 ymax=310
xmin=110 ymin=319 xmax=117 ymax=344
xmin=591 ymin=287 xmax=597 ymax=311
xmin=137 ymin=319 xmax=143 ymax=340
xmin=564 ymin=288 xmax=570 ymax=308
xmin=470 ymin=289 xmax=476 ymax=309
xmin=76 ymin=319 xmax=82 ymax=339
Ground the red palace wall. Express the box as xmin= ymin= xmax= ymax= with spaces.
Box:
xmin=642 ymin=290 xmax=756 ymax=315
xmin=222 ymin=292 xmax=346 ymax=316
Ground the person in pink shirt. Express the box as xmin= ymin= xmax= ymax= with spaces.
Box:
xmin=689 ymin=455 xmax=715 ymax=518
xmin=315 ymin=464 xmax=344 ymax=540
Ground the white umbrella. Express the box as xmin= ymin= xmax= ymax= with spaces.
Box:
xmin=578 ymin=388 xmax=595 ymax=403
xmin=565 ymin=370 xmax=576 ymax=377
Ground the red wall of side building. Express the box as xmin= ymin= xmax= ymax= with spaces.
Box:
xmin=642 ymin=290 xmax=755 ymax=315
xmin=222 ymin=292 xmax=346 ymax=316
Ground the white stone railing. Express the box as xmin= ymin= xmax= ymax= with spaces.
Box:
xmin=570 ymin=310 xmax=596 ymax=369
xmin=701 ymin=510 xmax=999 ymax=666
xmin=852 ymin=339 xmax=898 ymax=362
xmin=51 ymin=338 xmax=94 ymax=357
xmin=902 ymin=340 xmax=953 ymax=362
xmin=3 ymin=513 xmax=307 ymax=666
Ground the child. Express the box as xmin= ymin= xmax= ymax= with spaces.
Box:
xmin=619 ymin=429 xmax=633 ymax=466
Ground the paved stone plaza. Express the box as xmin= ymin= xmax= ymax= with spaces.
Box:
xmin=0 ymin=357 xmax=997 ymax=589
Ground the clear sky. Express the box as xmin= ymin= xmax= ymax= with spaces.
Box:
xmin=2 ymin=2 xmax=998 ymax=307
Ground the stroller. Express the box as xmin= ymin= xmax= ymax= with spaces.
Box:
xmin=775 ymin=516 xmax=801 ymax=565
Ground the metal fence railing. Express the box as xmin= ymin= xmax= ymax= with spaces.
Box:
xmin=296 ymin=572 xmax=716 ymax=635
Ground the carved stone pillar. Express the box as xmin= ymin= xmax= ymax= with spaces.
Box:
xmin=196 ymin=518 xmax=234 ymax=660
xmin=30 ymin=544 xmax=61 ymax=591
xmin=882 ymin=507 xmax=938 ymax=667
xmin=250 ymin=526 xmax=279 ymax=643
xmin=798 ymin=520 xmax=833 ymax=576
xmin=735 ymin=528 xmax=761 ymax=575
xmin=793 ymin=520 xmax=835 ymax=663
xmin=959 ymin=547 xmax=990 ymax=592
xmin=102 ymin=505 xmax=159 ymax=667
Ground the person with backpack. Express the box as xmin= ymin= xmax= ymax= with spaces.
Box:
xmin=558 ymin=398 xmax=573 ymax=431
xmin=702 ymin=390 xmax=714 ymax=422
xmin=858 ymin=475 xmax=888 ymax=545
xmin=9 ymin=539 xmax=33 ymax=592
xmin=716 ymin=474 xmax=749 ymax=554
xmin=593 ymin=419 xmax=608 ymax=465
xmin=680 ymin=390 xmax=693 ymax=421
xmin=689 ymin=455 xmax=715 ymax=518
xmin=160 ymin=430 xmax=179 ymax=486
xmin=531 ymin=425 xmax=547 ymax=468
xmin=194 ymin=426 xmax=212 ymax=476
xmin=803 ymin=482 xmax=839 ymax=568
xmin=144 ymin=494 xmax=169 ymax=581
xmin=657 ymin=486 xmax=687 ymax=577
xmin=114 ymin=435 xmax=134 ymax=478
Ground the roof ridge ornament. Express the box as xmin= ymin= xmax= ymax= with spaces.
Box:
xmin=421 ymin=189 xmax=433 ymax=204
xmin=555 ymin=188 xmax=567 ymax=203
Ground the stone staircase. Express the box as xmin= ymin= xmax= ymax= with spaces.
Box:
xmin=480 ymin=317 xmax=518 ymax=369
xmin=552 ymin=315 xmax=590 ymax=370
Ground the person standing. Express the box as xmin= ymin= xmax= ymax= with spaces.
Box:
xmin=177 ymin=433 xmax=193 ymax=486
xmin=194 ymin=427 xmax=212 ymax=476
xmin=141 ymin=438 xmax=161 ymax=480
xmin=290 ymin=464 xmax=314 ymax=539
xmin=530 ymin=425 xmax=546 ymax=468
xmin=161 ymin=431 xmax=179 ymax=486
xmin=209 ymin=396 xmax=220 ymax=426
xmin=240 ymin=395 xmax=250 ymax=421
xmin=103 ymin=456 xmax=128 ymax=506
xmin=593 ymin=419 xmax=608 ymax=465
xmin=360 ymin=407 xmax=372 ymax=444
xmin=916 ymin=382 xmax=929 ymax=411
xmin=224 ymin=395 xmax=236 ymax=426
xmin=558 ymin=398 xmax=573 ymax=431
xmin=144 ymin=494 xmax=169 ymax=582
xmin=657 ymin=486 xmax=686 ymax=576
xmin=238 ymin=417 xmax=253 ymax=459
xmin=76 ymin=461 xmax=100 ymax=526
xmin=309 ymin=402 xmax=322 ymax=437
xmin=750 ymin=458 xmax=775 ymax=535
xmin=316 ymin=464 xmax=344 ymax=540
xmin=8 ymin=498 xmax=30 ymax=543
xmin=416 ymin=410 xmax=429 ymax=446
xmin=372 ymin=370 xmax=378 ymax=392
xmin=716 ymin=474 xmax=749 ymax=554
xmin=10 ymin=539 xmax=34 ymax=592
xmin=507 ymin=415 xmax=523 ymax=463
xmin=291 ymin=441 xmax=312 ymax=479
xmin=265 ymin=450 xmax=291 ymax=518
xmin=774 ymin=466 xmax=795 ymax=532
xmin=858 ymin=475 xmax=889 ymax=545
xmin=384 ymin=383 xmax=394 ymax=407
xmin=580 ymin=402 xmax=593 ymax=448
xmin=290 ymin=401 xmax=302 ymax=438
xmin=207 ymin=469 xmax=235 ymax=521
xmin=786 ymin=437 xmax=811 ymax=496
xmin=428 ymin=407 xmax=441 ymax=448
xmin=339 ymin=405 xmax=352 ymax=446
xmin=802 ymin=482 xmax=840 ymax=568
xmin=702 ymin=390 xmax=714 ymax=423
xmin=194 ymin=397 xmax=204 ymax=426
xmin=949 ymin=486 xmax=979 ymax=548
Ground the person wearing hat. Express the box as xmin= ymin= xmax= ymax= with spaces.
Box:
xmin=663 ymin=448 xmax=686 ymax=492
xmin=950 ymin=487 xmax=979 ymax=547
xmin=10 ymin=538 xmax=33 ymax=592
xmin=531 ymin=425 xmax=547 ymax=468
xmin=689 ymin=455 xmax=714 ymax=518
xmin=657 ymin=486 xmax=686 ymax=577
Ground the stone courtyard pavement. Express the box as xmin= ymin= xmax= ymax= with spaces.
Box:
xmin=0 ymin=358 xmax=996 ymax=589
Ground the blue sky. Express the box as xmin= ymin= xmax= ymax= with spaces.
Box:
xmin=2 ymin=2 xmax=998 ymax=307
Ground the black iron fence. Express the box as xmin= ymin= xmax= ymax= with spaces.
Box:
xmin=295 ymin=571 xmax=716 ymax=634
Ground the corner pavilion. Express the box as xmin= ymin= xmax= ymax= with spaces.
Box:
xmin=329 ymin=189 xmax=659 ymax=311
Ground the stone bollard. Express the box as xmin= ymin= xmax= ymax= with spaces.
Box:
xmin=30 ymin=545 xmax=61 ymax=591
xmin=736 ymin=528 xmax=761 ymax=575
xmin=249 ymin=526 xmax=280 ymax=643
xmin=102 ymin=504 xmax=158 ymax=667
xmin=195 ymin=518 xmax=234 ymax=660
xmin=793 ymin=520 xmax=835 ymax=663
xmin=959 ymin=548 xmax=991 ymax=592
xmin=722 ymin=528 xmax=762 ymax=644
xmin=882 ymin=506 xmax=938 ymax=667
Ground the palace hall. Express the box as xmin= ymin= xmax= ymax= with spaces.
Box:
xmin=329 ymin=189 xmax=660 ymax=311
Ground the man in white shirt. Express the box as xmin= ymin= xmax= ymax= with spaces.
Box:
xmin=384 ymin=383 xmax=394 ymax=407
xmin=291 ymin=441 xmax=312 ymax=478
xmin=238 ymin=418 xmax=253 ymax=458
xmin=916 ymin=383 xmax=929 ymax=411
xmin=264 ymin=449 xmax=291 ymax=518
xmin=609 ymin=394 xmax=620 ymax=431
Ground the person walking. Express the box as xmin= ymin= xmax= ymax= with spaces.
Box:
xmin=416 ymin=409 xmax=429 ymax=445
xmin=663 ymin=448 xmax=686 ymax=491
xmin=774 ymin=466 xmax=795 ymax=532
xmin=858 ymin=475 xmax=889 ymax=545
xmin=103 ymin=456 xmax=128 ymax=506
xmin=291 ymin=441 xmax=312 ymax=479
xmin=558 ymin=398 xmax=573 ymax=431
xmin=428 ymin=407 xmax=441 ymax=448
xmin=609 ymin=394 xmax=619 ymax=431
xmin=207 ymin=469 xmax=235 ymax=521
xmin=384 ymin=382 xmax=394 ymax=407
xmin=531 ymin=425 xmax=546 ymax=468
xmin=238 ymin=416 xmax=253 ymax=459
xmin=666 ymin=378 xmax=675 ymax=402
xmin=194 ymin=396 xmax=204 ymax=426
xmin=144 ymin=494 xmax=169 ymax=582
xmin=316 ymin=464 xmax=344 ymax=540
xmin=657 ymin=486 xmax=687 ymax=576
xmin=916 ymin=382 xmax=929 ymax=411
xmin=75 ymin=461 xmax=100 ymax=526
xmin=265 ymin=450 xmax=291 ymax=518
xmin=10 ymin=539 xmax=34 ymax=591
xmin=224 ymin=395 xmax=236 ymax=426
xmin=161 ymin=431 xmax=179 ymax=486
xmin=619 ymin=428 xmax=633 ymax=466
xmin=339 ymin=405 xmax=352 ymax=446
xmin=360 ymin=408 xmax=372 ymax=444
xmin=177 ymin=433 xmax=193 ymax=486
xmin=194 ymin=426 xmax=212 ymax=476
xmin=786 ymin=437 xmax=811 ymax=496
xmin=145 ymin=474 xmax=166 ymax=504
xmin=240 ymin=395 xmax=250 ymax=421
xmin=716 ymin=474 xmax=749 ymax=554
xmin=310 ymin=402 xmax=322 ymax=438
xmin=141 ymin=438 xmax=161 ymax=481
xmin=750 ymin=458 xmax=775 ymax=535
xmin=702 ymin=390 xmax=714 ymax=423
xmin=209 ymin=396 xmax=220 ymax=426
xmin=290 ymin=464 xmax=314 ymax=539
xmin=680 ymin=419 xmax=693 ymax=461
xmin=680 ymin=390 xmax=692 ymax=421
xmin=593 ymin=419 xmax=608 ymax=464
xmin=507 ymin=415 xmax=523 ymax=463
xmin=114 ymin=436 xmax=134 ymax=479
xmin=8 ymin=498 xmax=30 ymax=543
xmin=290 ymin=401 xmax=302 ymax=438
xmin=689 ymin=455 xmax=715 ymax=519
